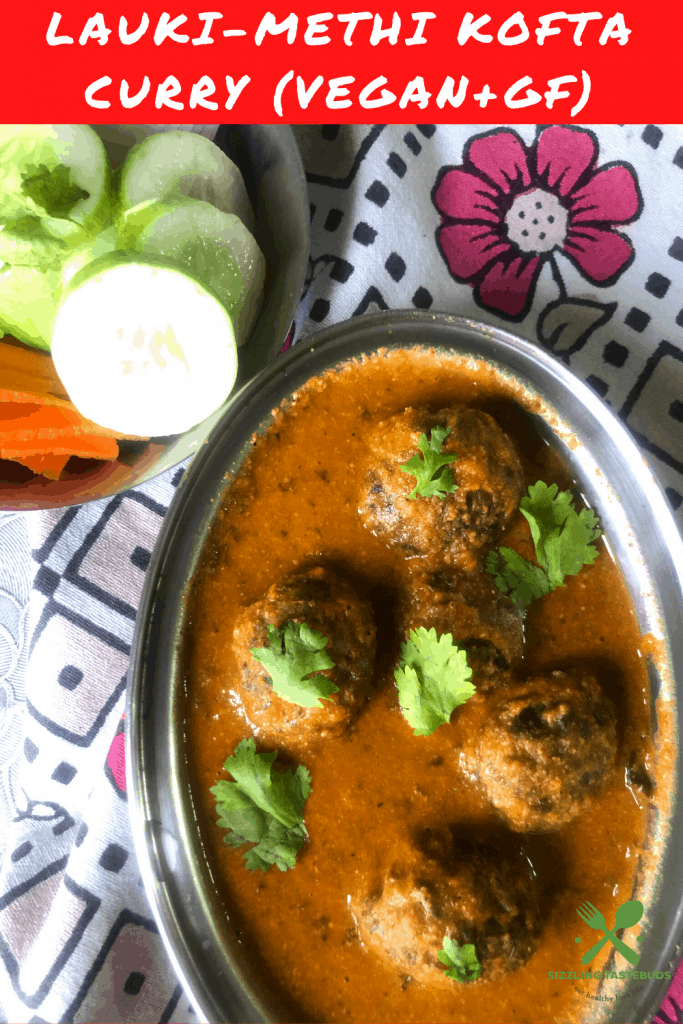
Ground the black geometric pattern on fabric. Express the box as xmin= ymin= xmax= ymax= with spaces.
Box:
xmin=365 ymin=179 xmax=390 ymax=207
xmin=404 ymin=131 xmax=421 ymax=155
xmin=624 ymin=307 xmax=651 ymax=333
xmin=641 ymin=124 xmax=663 ymax=149
xmin=159 ymin=982 xmax=183 ymax=1023
xmin=99 ymin=843 xmax=128 ymax=873
xmin=58 ymin=666 xmax=83 ymax=691
xmin=330 ymin=258 xmax=354 ymax=284
xmin=15 ymin=800 xmax=72 ymax=826
xmin=60 ymin=492 xmax=166 ymax=622
xmin=306 ymin=125 xmax=385 ymax=188
xmin=645 ymin=272 xmax=671 ymax=298
xmin=61 ymin=908 xmax=158 ymax=1022
xmin=29 ymin=596 xmax=132 ymax=659
xmin=669 ymin=237 xmax=683 ymax=262
xmin=666 ymin=488 xmax=683 ymax=510
xmin=586 ymin=375 xmax=609 ymax=398
xmin=0 ymin=865 xmax=99 ymax=1009
xmin=30 ymin=508 xmax=80 ymax=565
xmin=669 ymin=400 xmax=683 ymax=423
xmin=123 ymin=970 xmax=146 ymax=995
xmin=11 ymin=842 xmax=33 ymax=863
xmin=171 ymin=467 xmax=184 ymax=488
xmin=353 ymin=286 xmax=389 ymax=316
xmin=417 ymin=124 xmax=437 ymax=138
xmin=387 ymin=152 xmax=406 ymax=178
xmin=309 ymin=298 xmax=330 ymax=323
xmin=51 ymin=762 xmax=77 ymax=785
xmin=24 ymin=737 xmax=38 ymax=762
xmin=52 ymin=814 xmax=75 ymax=837
xmin=353 ymin=221 xmax=377 ymax=246
xmin=603 ymin=341 xmax=629 ymax=367
xmin=27 ymin=673 xmax=127 ymax=747
xmin=33 ymin=565 xmax=60 ymax=598
xmin=678 ymin=310 xmax=683 ymax=328
xmin=130 ymin=546 xmax=151 ymax=572
xmin=621 ymin=340 xmax=683 ymax=475
xmin=674 ymin=148 xmax=683 ymax=171
xmin=412 ymin=286 xmax=433 ymax=309
xmin=324 ymin=208 xmax=343 ymax=232
xmin=303 ymin=254 xmax=355 ymax=303
xmin=75 ymin=822 xmax=88 ymax=847
xmin=385 ymin=252 xmax=406 ymax=282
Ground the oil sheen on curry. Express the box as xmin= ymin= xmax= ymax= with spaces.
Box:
xmin=184 ymin=347 xmax=659 ymax=1024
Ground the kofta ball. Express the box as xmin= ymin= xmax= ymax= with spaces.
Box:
xmin=232 ymin=565 xmax=376 ymax=746
xmin=398 ymin=571 xmax=523 ymax=691
xmin=473 ymin=670 xmax=617 ymax=831
xmin=353 ymin=829 xmax=540 ymax=983
xmin=359 ymin=406 xmax=524 ymax=571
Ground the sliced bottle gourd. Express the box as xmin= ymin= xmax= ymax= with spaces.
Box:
xmin=0 ymin=124 xmax=112 ymax=349
xmin=117 ymin=130 xmax=255 ymax=234
xmin=120 ymin=197 xmax=265 ymax=347
xmin=0 ymin=124 xmax=112 ymax=236
xmin=0 ymin=265 xmax=62 ymax=350
xmin=51 ymin=255 xmax=238 ymax=438
xmin=60 ymin=226 xmax=118 ymax=289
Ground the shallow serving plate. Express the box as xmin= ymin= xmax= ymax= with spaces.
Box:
xmin=0 ymin=123 xmax=309 ymax=511
xmin=127 ymin=310 xmax=683 ymax=1024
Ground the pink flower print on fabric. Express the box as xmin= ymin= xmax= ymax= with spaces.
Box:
xmin=105 ymin=714 xmax=127 ymax=796
xmin=432 ymin=126 xmax=642 ymax=320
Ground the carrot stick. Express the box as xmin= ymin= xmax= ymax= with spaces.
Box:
xmin=12 ymin=454 xmax=71 ymax=480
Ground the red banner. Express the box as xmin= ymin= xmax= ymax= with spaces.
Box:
xmin=2 ymin=0 xmax=680 ymax=122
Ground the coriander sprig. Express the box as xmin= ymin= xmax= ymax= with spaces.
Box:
xmin=486 ymin=481 xmax=601 ymax=608
xmin=438 ymin=937 xmax=483 ymax=983
xmin=399 ymin=425 xmax=458 ymax=501
xmin=210 ymin=738 xmax=311 ymax=873
xmin=394 ymin=626 xmax=475 ymax=737
xmin=251 ymin=620 xmax=338 ymax=708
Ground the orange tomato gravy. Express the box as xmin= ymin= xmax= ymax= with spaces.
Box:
xmin=184 ymin=348 xmax=660 ymax=1023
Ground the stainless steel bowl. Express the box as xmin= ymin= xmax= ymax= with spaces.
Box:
xmin=127 ymin=310 xmax=683 ymax=1024
xmin=0 ymin=124 xmax=309 ymax=511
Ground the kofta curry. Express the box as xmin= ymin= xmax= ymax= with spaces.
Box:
xmin=184 ymin=346 xmax=661 ymax=1024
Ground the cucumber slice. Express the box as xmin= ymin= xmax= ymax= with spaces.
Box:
xmin=0 ymin=124 xmax=111 ymax=235
xmin=121 ymin=197 xmax=265 ymax=347
xmin=118 ymin=130 xmax=255 ymax=233
xmin=0 ymin=264 xmax=61 ymax=350
xmin=61 ymin=226 xmax=118 ymax=289
xmin=51 ymin=257 xmax=238 ymax=437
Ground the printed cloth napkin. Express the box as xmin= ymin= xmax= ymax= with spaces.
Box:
xmin=1 ymin=123 xmax=683 ymax=1024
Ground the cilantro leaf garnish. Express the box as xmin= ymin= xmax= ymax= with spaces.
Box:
xmin=210 ymin=738 xmax=311 ymax=872
xmin=399 ymin=425 xmax=458 ymax=501
xmin=438 ymin=937 xmax=483 ymax=983
xmin=486 ymin=482 xmax=601 ymax=608
xmin=394 ymin=626 xmax=475 ymax=737
xmin=485 ymin=547 xmax=552 ymax=607
xmin=251 ymin=620 xmax=338 ymax=708
xmin=21 ymin=163 xmax=90 ymax=220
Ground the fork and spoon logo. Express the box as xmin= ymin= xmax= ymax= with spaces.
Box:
xmin=575 ymin=899 xmax=644 ymax=965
